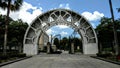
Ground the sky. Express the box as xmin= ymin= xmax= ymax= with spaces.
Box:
xmin=0 ymin=0 xmax=120 ymax=38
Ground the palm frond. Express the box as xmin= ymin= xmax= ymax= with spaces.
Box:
xmin=0 ymin=2 xmax=7 ymax=9
xmin=13 ymin=0 xmax=23 ymax=11
xmin=118 ymin=8 xmax=120 ymax=12
xmin=117 ymin=8 xmax=120 ymax=12
xmin=0 ymin=0 xmax=23 ymax=11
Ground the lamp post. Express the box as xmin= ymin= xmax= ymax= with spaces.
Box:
xmin=109 ymin=0 xmax=119 ymax=56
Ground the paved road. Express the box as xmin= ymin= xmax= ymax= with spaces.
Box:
xmin=1 ymin=53 xmax=120 ymax=68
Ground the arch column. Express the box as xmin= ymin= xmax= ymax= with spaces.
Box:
xmin=83 ymin=43 xmax=98 ymax=54
xmin=23 ymin=44 xmax=38 ymax=55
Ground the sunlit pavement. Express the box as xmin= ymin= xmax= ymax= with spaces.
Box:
xmin=1 ymin=53 xmax=120 ymax=68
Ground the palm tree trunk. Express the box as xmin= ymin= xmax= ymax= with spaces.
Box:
xmin=3 ymin=0 xmax=11 ymax=55
xmin=109 ymin=0 xmax=119 ymax=55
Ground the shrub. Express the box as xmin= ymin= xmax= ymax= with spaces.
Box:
xmin=96 ymin=52 xmax=112 ymax=58
xmin=117 ymin=54 xmax=120 ymax=60
xmin=9 ymin=53 xmax=26 ymax=58
xmin=0 ymin=54 xmax=9 ymax=60
xmin=17 ymin=53 xmax=26 ymax=58
xmin=52 ymin=51 xmax=62 ymax=54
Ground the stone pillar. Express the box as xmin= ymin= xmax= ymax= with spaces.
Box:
xmin=23 ymin=44 xmax=38 ymax=56
xmin=83 ymin=43 xmax=98 ymax=54
xmin=71 ymin=43 xmax=74 ymax=54
xmin=47 ymin=42 xmax=50 ymax=54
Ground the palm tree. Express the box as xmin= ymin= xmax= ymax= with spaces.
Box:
xmin=117 ymin=8 xmax=120 ymax=12
xmin=0 ymin=0 xmax=23 ymax=55
xmin=109 ymin=0 xmax=119 ymax=56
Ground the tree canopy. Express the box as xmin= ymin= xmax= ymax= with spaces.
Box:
xmin=0 ymin=14 xmax=28 ymax=52
xmin=95 ymin=17 xmax=120 ymax=52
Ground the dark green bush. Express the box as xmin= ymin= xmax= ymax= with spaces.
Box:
xmin=96 ymin=52 xmax=112 ymax=58
xmin=0 ymin=53 xmax=26 ymax=60
xmin=0 ymin=60 xmax=1 ymax=63
xmin=9 ymin=53 xmax=26 ymax=58
xmin=52 ymin=51 xmax=62 ymax=54
xmin=0 ymin=54 xmax=9 ymax=60
xmin=7 ymin=52 xmax=18 ymax=57
xmin=17 ymin=53 xmax=26 ymax=58
xmin=117 ymin=54 xmax=120 ymax=60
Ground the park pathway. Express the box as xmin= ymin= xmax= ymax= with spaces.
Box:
xmin=1 ymin=53 xmax=120 ymax=68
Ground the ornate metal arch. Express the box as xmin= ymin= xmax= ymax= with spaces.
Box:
xmin=23 ymin=9 xmax=98 ymax=55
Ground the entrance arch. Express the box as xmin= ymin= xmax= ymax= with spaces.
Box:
xmin=23 ymin=9 xmax=98 ymax=55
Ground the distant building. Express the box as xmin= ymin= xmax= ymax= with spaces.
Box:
xmin=38 ymin=32 xmax=49 ymax=51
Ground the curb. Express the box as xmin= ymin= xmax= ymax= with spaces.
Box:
xmin=0 ymin=56 xmax=32 ymax=67
xmin=91 ymin=56 xmax=120 ymax=65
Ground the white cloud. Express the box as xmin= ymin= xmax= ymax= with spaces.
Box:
xmin=55 ymin=25 xmax=69 ymax=29
xmin=59 ymin=3 xmax=70 ymax=9
xmin=60 ymin=31 xmax=68 ymax=36
xmin=46 ymin=29 xmax=54 ymax=35
xmin=0 ymin=2 xmax=43 ymax=24
xmin=46 ymin=26 xmax=69 ymax=37
xmin=91 ymin=23 xmax=96 ymax=28
xmin=81 ymin=11 xmax=104 ymax=21
xmin=46 ymin=29 xmax=58 ymax=36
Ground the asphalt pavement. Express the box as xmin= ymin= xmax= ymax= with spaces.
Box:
xmin=1 ymin=53 xmax=120 ymax=68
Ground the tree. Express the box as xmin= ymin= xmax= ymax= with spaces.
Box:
xmin=0 ymin=15 xmax=28 ymax=53
xmin=53 ymin=38 xmax=60 ymax=49
xmin=8 ymin=19 xmax=28 ymax=52
xmin=0 ymin=0 xmax=23 ymax=55
xmin=96 ymin=17 xmax=120 ymax=53
xmin=117 ymin=8 xmax=120 ymax=12
xmin=61 ymin=37 xmax=69 ymax=50
xmin=73 ymin=37 xmax=82 ymax=51
xmin=109 ymin=0 xmax=119 ymax=55
xmin=0 ymin=14 xmax=13 ymax=51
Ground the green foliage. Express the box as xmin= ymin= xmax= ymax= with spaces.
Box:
xmin=96 ymin=17 xmax=120 ymax=53
xmin=54 ymin=38 xmax=60 ymax=49
xmin=8 ymin=19 xmax=28 ymax=46
xmin=0 ymin=0 xmax=23 ymax=55
xmin=73 ymin=37 xmax=82 ymax=50
xmin=53 ymin=36 xmax=82 ymax=51
xmin=7 ymin=20 xmax=28 ymax=52
xmin=0 ymin=53 xmax=26 ymax=61
xmin=0 ymin=0 xmax=23 ymax=11
xmin=0 ymin=54 xmax=9 ymax=60
xmin=0 ymin=15 xmax=28 ymax=53
xmin=117 ymin=8 xmax=120 ymax=12
xmin=96 ymin=52 xmax=112 ymax=58
xmin=60 ymin=37 xmax=69 ymax=50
